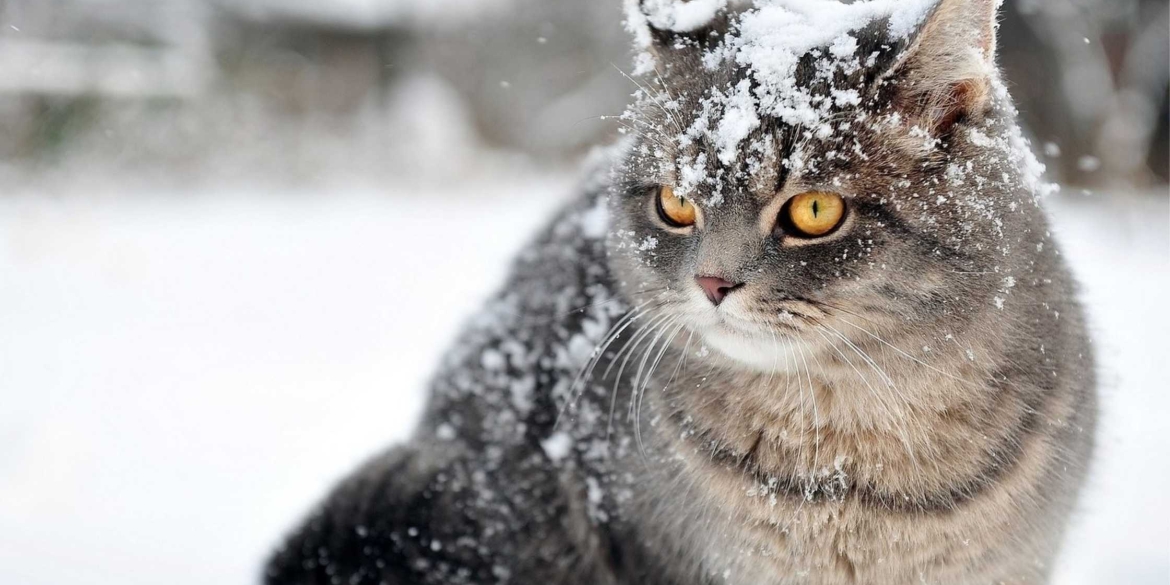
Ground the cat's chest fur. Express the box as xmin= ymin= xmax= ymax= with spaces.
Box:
xmin=602 ymin=347 xmax=1075 ymax=585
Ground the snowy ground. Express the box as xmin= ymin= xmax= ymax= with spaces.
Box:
xmin=0 ymin=178 xmax=1165 ymax=584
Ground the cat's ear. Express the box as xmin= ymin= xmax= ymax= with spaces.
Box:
xmin=885 ymin=0 xmax=1000 ymax=136
xmin=629 ymin=0 xmax=730 ymax=60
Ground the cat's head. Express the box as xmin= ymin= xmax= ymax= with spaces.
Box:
xmin=607 ymin=0 xmax=1050 ymax=373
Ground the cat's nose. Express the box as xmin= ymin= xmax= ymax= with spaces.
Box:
xmin=695 ymin=276 xmax=742 ymax=306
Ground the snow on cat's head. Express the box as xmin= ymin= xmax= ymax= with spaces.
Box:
xmin=607 ymin=0 xmax=1053 ymax=371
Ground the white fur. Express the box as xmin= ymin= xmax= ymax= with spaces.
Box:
xmin=701 ymin=325 xmax=799 ymax=373
xmin=685 ymin=291 xmax=799 ymax=373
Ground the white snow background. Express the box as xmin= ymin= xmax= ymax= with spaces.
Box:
xmin=0 ymin=178 xmax=1165 ymax=584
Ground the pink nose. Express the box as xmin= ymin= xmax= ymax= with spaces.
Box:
xmin=695 ymin=276 xmax=742 ymax=306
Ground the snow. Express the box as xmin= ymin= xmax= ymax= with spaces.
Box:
xmin=578 ymin=196 xmax=610 ymax=239
xmin=0 ymin=176 xmax=570 ymax=585
xmin=481 ymin=348 xmax=507 ymax=371
xmin=1046 ymin=193 xmax=1170 ymax=585
xmin=540 ymin=431 xmax=574 ymax=463
xmin=0 ymin=178 xmax=1165 ymax=584
xmin=625 ymin=0 xmax=959 ymax=201
xmin=715 ymin=79 xmax=762 ymax=166
xmin=639 ymin=0 xmax=728 ymax=33
xmin=733 ymin=0 xmax=936 ymax=63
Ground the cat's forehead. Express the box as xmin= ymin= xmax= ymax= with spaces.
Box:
xmin=640 ymin=3 xmax=920 ymax=120
xmin=636 ymin=91 xmax=873 ymax=206
xmin=629 ymin=3 xmax=924 ymax=203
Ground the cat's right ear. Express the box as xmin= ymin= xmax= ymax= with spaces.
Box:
xmin=626 ymin=0 xmax=731 ymax=65
xmin=882 ymin=0 xmax=1000 ymax=136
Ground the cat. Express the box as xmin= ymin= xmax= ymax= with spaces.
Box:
xmin=264 ymin=0 xmax=1096 ymax=583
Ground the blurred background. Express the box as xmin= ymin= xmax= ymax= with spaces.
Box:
xmin=0 ymin=0 xmax=1166 ymax=584
xmin=0 ymin=0 xmax=1165 ymax=187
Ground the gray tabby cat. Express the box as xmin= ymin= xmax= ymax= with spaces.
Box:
xmin=264 ymin=0 xmax=1096 ymax=583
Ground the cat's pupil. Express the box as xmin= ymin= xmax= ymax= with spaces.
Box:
xmin=812 ymin=200 xmax=820 ymax=217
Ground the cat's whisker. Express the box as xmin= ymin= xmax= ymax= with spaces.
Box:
xmin=787 ymin=339 xmax=810 ymax=481
xmin=611 ymin=62 xmax=684 ymax=136
xmin=498 ymin=285 xmax=666 ymax=328
xmin=764 ymin=326 xmax=781 ymax=392
xmin=805 ymin=298 xmax=886 ymax=327
xmin=630 ymin=315 xmax=675 ymax=420
xmin=555 ymin=306 xmax=644 ymax=429
xmin=623 ymin=85 xmax=675 ymax=129
xmin=604 ymin=309 xmax=671 ymax=381
xmin=616 ymin=94 xmax=679 ymax=142
xmin=784 ymin=340 xmax=821 ymax=527
xmin=613 ymin=119 xmax=673 ymax=152
xmin=624 ymin=109 xmax=679 ymax=149
xmin=654 ymin=328 xmax=695 ymax=425
xmin=811 ymin=298 xmax=981 ymax=389
xmin=819 ymin=323 xmax=943 ymax=471
xmin=650 ymin=65 xmax=686 ymax=134
xmin=830 ymin=314 xmax=981 ymax=389
xmin=550 ymin=286 xmax=667 ymax=321
xmin=672 ymin=329 xmax=696 ymax=391
xmin=565 ymin=300 xmax=649 ymax=389
xmin=818 ymin=323 xmax=908 ymax=409
xmin=573 ymin=112 xmax=629 ymax=129
xmin=634 ymin=320 xmax=685 ymax=461
xmin=794 ymin=339 xmax=822 ymax=474
xmin=803 ymin=334 xmax=867 ymax=508
xmin=628 ymin=104 xmax=682 ymax=146
xmin=574 ymin=111 xmax=660 ymax=129
xmin=812 ymin=325 xmax=926 ymax=487
xmin=556 ymin=294 xmax=671 ymax=430
xmin=778 ymin=329 xmax=799 ymax=477
xmin=606 ymin=310 xmax=673 ymax=441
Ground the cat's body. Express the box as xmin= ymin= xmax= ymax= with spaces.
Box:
xmin=265 ymin=1 xmax=1096 ymax=583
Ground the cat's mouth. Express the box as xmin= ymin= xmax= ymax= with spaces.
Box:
xmin=674 ymin=287 xmax=834 ymax=372
xmin=696 ymin=290 xmax=811 ymax=331
xmin=715 ymin=316 xmax=761 ymax=335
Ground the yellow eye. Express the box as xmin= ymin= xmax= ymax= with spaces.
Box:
xmin=785 ymin=191 xmax=846 ymax=237
xmin=656 ymin=185 xmax=697 ymax=228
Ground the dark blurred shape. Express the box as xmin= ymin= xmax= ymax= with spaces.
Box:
xmin=1002 ymin=0 xmax=1169 ymax=187
xmin=0 ymin=0 xmax=1165 ymax=189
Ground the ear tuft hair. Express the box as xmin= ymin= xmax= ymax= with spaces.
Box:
xmin=627 ymin=0 xmax=730 ymax=59
xmin=640 ymin=0 xmax=727 ymax=34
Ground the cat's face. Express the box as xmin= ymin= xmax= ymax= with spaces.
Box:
xmin=608 ymin=0 xmax=1047 ymax=372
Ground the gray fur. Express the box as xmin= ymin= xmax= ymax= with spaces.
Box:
xmin=265 ymin=1 xmax=1095 ymax=583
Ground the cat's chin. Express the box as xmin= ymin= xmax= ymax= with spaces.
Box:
xmin=698 ymin=324 xmax=801 ymax=374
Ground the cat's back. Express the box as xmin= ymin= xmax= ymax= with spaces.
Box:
xmin=264 ymin=181 xmax=624 ymax=585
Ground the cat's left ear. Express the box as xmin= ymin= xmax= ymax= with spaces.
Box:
xmin=884 ymin=0 xmax=1001 ymax=136
xmin=628 ymin=0 xmax=730 ymax=62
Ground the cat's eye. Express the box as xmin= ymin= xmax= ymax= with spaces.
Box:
xmin=783 ymin=191 xmax=846 ymax=237
xmin=655 ymin=185 xmax=697 ymax=228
